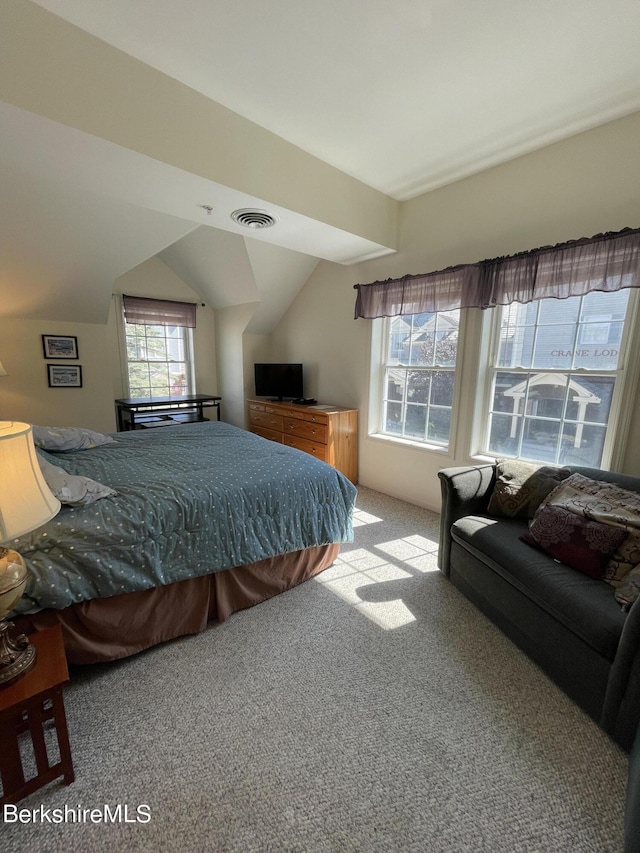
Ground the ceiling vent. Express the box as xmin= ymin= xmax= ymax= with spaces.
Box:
xmin=230 ymin=208 xmax=278 ymax=229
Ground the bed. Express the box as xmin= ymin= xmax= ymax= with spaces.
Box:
xmin=12 ymin=421 xmax=357 ymax=664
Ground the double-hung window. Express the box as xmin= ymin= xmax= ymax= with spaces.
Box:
xmin=360 ymin=228 xmax=640 ymax=467
xmin=122 ymin=296 xmax=196 ymax=398
xmin=380 ymin=310 xmax=460 ymax=446
xmin=483 ymin=290 xmax=633 ymax=467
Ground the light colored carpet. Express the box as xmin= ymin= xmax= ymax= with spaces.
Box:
xmin=2 ymin=487 xmax=628 ymax=852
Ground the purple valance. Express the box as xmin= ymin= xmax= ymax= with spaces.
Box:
xmin=354 ymin=227 xmax=640 ymax=319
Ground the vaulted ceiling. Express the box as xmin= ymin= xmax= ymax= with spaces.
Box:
xmin=2 ymin=0 xmax=640 ymax=328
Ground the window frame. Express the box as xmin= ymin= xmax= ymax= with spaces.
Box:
xmin=369 ymin=309 xmax=465 ymax=453
xmin=476 ymin=289 xmax=640 ymax=470
xmin=120 ymin=304 xmax=196 ymax=400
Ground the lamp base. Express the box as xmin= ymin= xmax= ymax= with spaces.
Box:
xmin=0 ymin=620 xmax=36 ymax=687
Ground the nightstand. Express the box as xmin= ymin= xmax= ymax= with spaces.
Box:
xmin=0 ymin=624 xmax=74 ymax=804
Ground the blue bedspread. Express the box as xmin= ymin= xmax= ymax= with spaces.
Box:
xmin=14 ymin=422 xmax=356 ymax=613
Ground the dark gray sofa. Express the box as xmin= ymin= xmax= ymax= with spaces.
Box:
xmin=438 ymin=462 xmax=640 ymax=752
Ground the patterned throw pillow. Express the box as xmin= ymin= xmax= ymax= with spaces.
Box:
xmin=615 ymin=565 xmax=640 ymax=611
xmin=534 ymin=473 xmax=640 ymax=585
xmin=521 ymin=505 xmax=628 ymax=579
xmin=487 ymin=459 xmax=571 ymax=519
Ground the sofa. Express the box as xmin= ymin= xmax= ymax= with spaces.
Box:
xmin=438 ymin=462 xmax=640 ymax=752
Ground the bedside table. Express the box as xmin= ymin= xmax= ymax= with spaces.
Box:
xmin=0 ymin=624 xmax=74 ymax=804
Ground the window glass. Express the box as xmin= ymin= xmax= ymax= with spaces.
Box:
xmin=125 ymin=321 xmax=193 ymax=398
xmin=484 ymin=290 xmax=630 ymax=466
xmin=380 ymin=310 xmax=459 ymax=447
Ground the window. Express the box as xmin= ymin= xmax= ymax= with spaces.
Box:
xmin=122 ymin=296 xmax=196 ymax=399
xmin=483 ymin=290 xmax=632 ymax=467
xmin=380 ymin=310 xmax=459 ymax=446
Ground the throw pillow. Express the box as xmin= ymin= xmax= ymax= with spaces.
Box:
xmin=534 ymin=473 xmax=640 ymax=585
xmin=615 ymin=565 xmax=640 ymax=611
xmin=521 ymin=504 xmax=628 ymax=579
xmin=37 ymin=452 xmax=116 ymax=506
xmin=487 ymin=459 xmax=571 ymax=519
xmin=32 ymin=425 xmax=115 ymax=452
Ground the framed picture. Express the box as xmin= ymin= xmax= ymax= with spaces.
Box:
xmin=47 ymin=364 xmax=83 ymax=388
xmin=42 ymin=335 xmax=79 ymax=359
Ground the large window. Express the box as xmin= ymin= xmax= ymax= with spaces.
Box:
xmin=483 ymin=290 xmax=632 ymax=467
xmin=122 ymin=295 xmax=196 ymax=399
xmin=380 ymin=310 xmax=459 ymax=446
xmin=125 ymin=322 xmax=193 ymax=398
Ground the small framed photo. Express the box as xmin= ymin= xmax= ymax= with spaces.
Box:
xmin=42 ymin=335 xmax=79 ymax=359
xmin=47 ymin=364 xmax=83 ymax=388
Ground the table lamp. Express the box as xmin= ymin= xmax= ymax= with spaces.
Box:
xmin=0 ymin=422 xmax=60 ymax=686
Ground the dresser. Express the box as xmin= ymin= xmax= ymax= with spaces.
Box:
xmin=247 ymin=399 xmax=358 ymax=483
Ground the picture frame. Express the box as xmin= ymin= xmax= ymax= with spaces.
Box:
xmin=47 ymin=364 xmax=83 ymax=388
xmin=42 ymin=335 xmax=79 ymax=360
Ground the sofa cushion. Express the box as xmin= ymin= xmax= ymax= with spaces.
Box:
xmin=521 ymin=505 xmax=628 ymax=580
xmin=487 ymin=459 xmax=571 ymax=519
xmin=451 ymin=514 xmax=626 ymax=661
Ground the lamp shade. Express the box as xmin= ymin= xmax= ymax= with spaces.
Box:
xmin=0 ymin=422 xmax=60 ymax=542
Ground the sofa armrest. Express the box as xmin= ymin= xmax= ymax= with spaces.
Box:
xmin=437 ymin=464 xmax=496 ymax=576
xmin=602 ymin=595 xmax=640 ymax=752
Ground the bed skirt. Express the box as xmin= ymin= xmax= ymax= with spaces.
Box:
xmin=14 ymin=543 xmax=339 ymax=664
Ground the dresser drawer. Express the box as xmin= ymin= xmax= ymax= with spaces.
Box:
xmin=283 ymin=417 xmax=327 ymax=444
xmin=251 ymin=425 xmax=283 ymax=443
xmin=250 ymin=410 xmax=284 ymax=431
xmin=284 ymin=435 xmax=329 ymax=461
xmin=301 ymin=410 xmax=328 ymax=425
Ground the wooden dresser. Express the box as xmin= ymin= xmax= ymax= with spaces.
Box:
xmin=247 ymin=399 xmax=358 ymax=483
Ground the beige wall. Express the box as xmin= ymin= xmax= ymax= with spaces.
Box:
xmin=0 ymin=256 xmax=218 ymax=433
xmin=214 ymin=303 xmax=262 ymax=427
xmin=270 ymin=111 xmax=640 ymax=510
xmin=0 ymin=318 xmax=114 ymax=432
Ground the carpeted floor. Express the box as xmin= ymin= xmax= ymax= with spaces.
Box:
xmin=2 ymin=487 xmax=628 ymax=852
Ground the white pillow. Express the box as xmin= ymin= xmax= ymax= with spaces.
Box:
xmin=32 ymin=425 xmax=115 ymax=452
xmin=37 ymin=453 xmax=116 ymax=506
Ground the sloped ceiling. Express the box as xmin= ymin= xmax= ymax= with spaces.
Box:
xmin=31 ymin=0 xmax=640 ymax=199
xmin=2 ymin=0 xmax=640 ymax=329
xmin=159 ymin=229 xmax=319 ymax=336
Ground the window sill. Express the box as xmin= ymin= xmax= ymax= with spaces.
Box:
xmin=367 ymin=432 xmax=452 ymax=456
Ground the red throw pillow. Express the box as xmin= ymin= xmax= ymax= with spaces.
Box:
xmin=521 ymin=504 xmax=628 ymax=579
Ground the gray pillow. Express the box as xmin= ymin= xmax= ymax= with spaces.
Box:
xmin=37 ymin=452 xmax=116 ymax=506
xmin=487 ymin=458 xmax=571 ymax=519
xmin=32 ymin=424 xmax=115 ymax=452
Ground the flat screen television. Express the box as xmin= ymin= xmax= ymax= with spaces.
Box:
xmin=254 ymin=363 xmax=303 ymax=401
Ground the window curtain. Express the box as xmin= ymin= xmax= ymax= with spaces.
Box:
xmin=122 ymin=295 xmax=197 ymax=328
xmin=353 ymin=227 xmax=640 ymax=319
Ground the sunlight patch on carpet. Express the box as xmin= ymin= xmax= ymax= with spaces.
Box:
xmin=352 ymin=508 xmax=383 ymax=527
xmin=315 ymin=548 xmax=417 ymax=630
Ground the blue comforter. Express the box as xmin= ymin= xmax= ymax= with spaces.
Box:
xmin=14 ymin=422 xmax=356 ymax=613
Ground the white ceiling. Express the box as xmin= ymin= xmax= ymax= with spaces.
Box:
xmin=3 ymin=0 xmax=640 ymax=327
xmin=32 ymin=0 xmax=640 ymax=199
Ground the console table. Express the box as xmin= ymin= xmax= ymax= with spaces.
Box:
xmin=247 ymin=398 xmax=358 ymax=483
xmin=115 ymin=394 xmax=221 ymax=431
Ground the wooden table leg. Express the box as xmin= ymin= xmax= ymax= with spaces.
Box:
xmin=0 ymin=713 xmax=26 ymax=802
xmin=51 ymin=690 xmax=74 ymax=784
